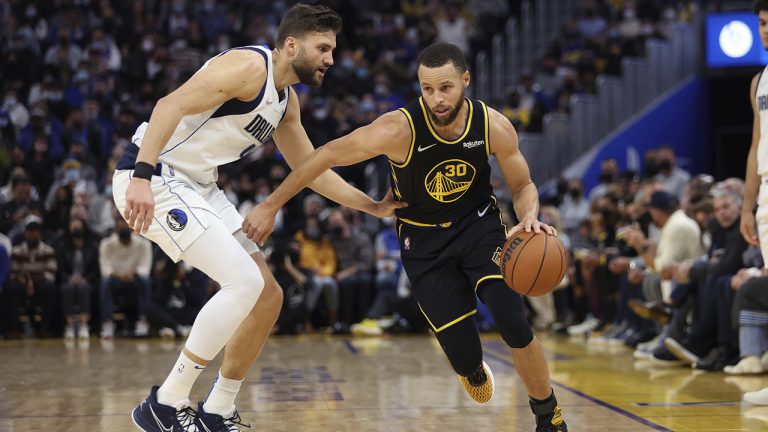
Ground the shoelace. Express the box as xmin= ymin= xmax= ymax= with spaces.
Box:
xmin=467 ymin=365 xmax=487 ymax=387
xmin=177 ymin=406 xmax=198 ymax=429
xmin=223 ymin=410 xmax=251 ymax=430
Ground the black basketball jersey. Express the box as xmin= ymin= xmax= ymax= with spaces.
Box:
xmin=389 ymin=97 xmax=494 ymax=225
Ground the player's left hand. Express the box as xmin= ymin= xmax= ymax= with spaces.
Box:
xmin=507 ymin=217 xmax=556 ymax=239
xmin=369 ymin=189 xmax=408 ymax=218
xmin=242 ymin=201 xmax=279 ymax=246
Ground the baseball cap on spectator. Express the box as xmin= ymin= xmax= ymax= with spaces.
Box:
xmin=25 ymin=215 xmax=43 ymax=230
xmin=30 ymin=107 xmax=46 ymax=118
xmin=649 ymin=190 xmax=678 ymax=211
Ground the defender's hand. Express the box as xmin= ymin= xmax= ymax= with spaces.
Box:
xmin=242 ymin=201 xmax=279 ymax=246
xmin=741 ymin=211 xmax=759 ymax=246
xmin=124 ymin=177 xmax=154 ymax=234
xmin=370 ymin=189 xmax=407 ymax=218
xmin=506 ymin=217 xmax=556 ymax=239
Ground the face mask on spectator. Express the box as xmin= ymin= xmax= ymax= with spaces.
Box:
xmin=569 ymin=188 xmax=581 ymax=199
xmin=305 ymin=227 xmax=321 ymax=240
xmin=26 ymin=5 xmax=37 ymax=18
xmin=71 ymin=229 xmax=84 ymax=239
xmin=658 ymin=160 xmax=672 ymax=172
xmin=118 ymin=228 xmax=132 ymax=242
xmin=65 ymin=169 xmax=80 ymax=183
xmin=598 ymin=172 xmax=613 ymax=183
xmin=27 ymin=239 xmax=40 ymax=249
xmin=330 ymin=226 xmax=344 ymax=237
xmin=104 ymin=185 xmax=112 ymax=196
xmin=142 ymin=39 xmax=154 ymax=52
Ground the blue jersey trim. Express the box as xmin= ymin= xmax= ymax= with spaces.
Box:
xmin=210 ymin=47 xmax=269 ymax=118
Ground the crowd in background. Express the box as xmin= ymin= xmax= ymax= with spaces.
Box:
xmin=0 ymin=0 xmax=732 ymax=356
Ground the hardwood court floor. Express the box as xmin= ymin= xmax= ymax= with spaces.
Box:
xmin=1 ymin=333 xmax=767 ymax=431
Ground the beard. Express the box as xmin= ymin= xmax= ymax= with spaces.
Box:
xmin=427 ymin=91 xmax=464 ymax=126
xmin=292 ymin=49 xmax=324 ymax=88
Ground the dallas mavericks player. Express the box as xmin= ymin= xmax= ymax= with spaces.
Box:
xmin=116 ymin=5 xmax=402 ymax=431
xmin=740 ymin=0 xmax=768 ymax=407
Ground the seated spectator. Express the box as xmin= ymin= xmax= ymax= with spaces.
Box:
xmin=0 ymin=174 xmax=44 ymax=241
xmin=328 ymin=209 xmax=373 ymax=334
xmin=57 ymin=216 xmax=100 ymax=339
xmin=98 ymin=218 xmax=152 ymax=338
xmin=2 ymin=220 xmax=57 ymax=338
xmin=654 ymin=146 xmax=691 ymax=199
xmin=295 ymin=215 xmax=339 ymax=331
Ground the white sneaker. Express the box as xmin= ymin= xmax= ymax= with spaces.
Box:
xmin=178 ymin=325 xmax=192 ymax=338
xmin=724 ymin=356 xmax=766 ymax=375
xmin=77 ymin=325 xmax=90 ymax=339
xmin=637 ymin=334 xmax=663 ymax=352
xmin=100 ymin=321 xmax=115 ymax=339
xmin=159 ymin=327 xmax=175 ymax=339
xmin=745 ymin=387 xmax=768 ymax=405
xmin=134 ymin=319 xmax=149 ymax=337
xmin=64 ymin=325 xmax=75 ymax=339
xmin=567 ymin=316 xmax=600 ymax=336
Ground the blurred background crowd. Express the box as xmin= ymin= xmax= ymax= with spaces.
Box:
xmin=4 ymin=0 xmax=767 ymax=379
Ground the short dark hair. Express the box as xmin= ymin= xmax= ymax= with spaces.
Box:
xmin=417 ymin=43 xmax=467 ymax=73
xmin=275 ymin=3 xmax=342 ymax=47
xmin=754 ymin=0 xmax=768 ymax=13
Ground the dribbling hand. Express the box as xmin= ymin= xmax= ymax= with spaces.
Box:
xmin=506 ymin=216 xmax=556 ymax=239
xmin=124 ymin=178 xmax=155 ymax=234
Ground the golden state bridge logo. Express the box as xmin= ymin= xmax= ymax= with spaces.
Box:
xmin=424 ymin=158 xmax=476 ymax=202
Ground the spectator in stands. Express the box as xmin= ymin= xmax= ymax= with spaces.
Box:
xmin=0 ymin=174 xmax=44 ymax=240
xmin=57 ymin=216 xmax=100 ymax=339
xmin=558 ymin=178 xmax=591 ymax=235
xmin=99 ymin=218 xmax=152 ymax=338
xmin=589 ymin=159 xmax=618 ymax=200
xmin=661 ymin=190 xmax=748 ymax=370
xmin=4 ymin=220 xmax=57 ymax=338
xmin=328 ymin=208 xmax=374 ymax=334
xmin=295 ymin=215 xmax=339 ymax=331
xmin=655 ymin=146 xmax=691 ymax=198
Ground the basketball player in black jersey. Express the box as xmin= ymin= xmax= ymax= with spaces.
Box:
xmin=244 ymin=43 xmax=568 ymax=432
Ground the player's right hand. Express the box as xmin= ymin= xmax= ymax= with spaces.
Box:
xmin=124 ymin=177 xmax=155 ymax=234
xmin=740 ymin=211 xmax=759 ymax=246
xmin=243 ymin=201 xmax=278 ymax=246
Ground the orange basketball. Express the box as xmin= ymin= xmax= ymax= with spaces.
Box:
xmin=499 ymin=231 xmax=568 ymax=297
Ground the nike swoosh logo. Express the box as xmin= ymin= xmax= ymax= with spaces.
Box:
xmin=417 ymin=143 xmax=438 ymax=152
xmin=150 ymin=405 xmax=174 ymax=432
xmin=194 ymin=365 xmax=205 ymax=369
xmin=478 ymin=203 xmax=492 ymax=217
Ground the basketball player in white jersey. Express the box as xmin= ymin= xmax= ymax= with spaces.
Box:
xmin=117 ymin=5 xmax=403 ymax=431
xmin=741 ymin=0 xmax=768 ymax=407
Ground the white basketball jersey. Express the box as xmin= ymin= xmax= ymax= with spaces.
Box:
xmin=757 ymin=65 xmax=768 ymax=176
xmin=131 ymin=46 xmax=289 ymax=183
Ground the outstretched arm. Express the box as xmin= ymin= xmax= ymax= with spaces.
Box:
xmin=273 ymin=91 xmax=405 ymax=217
xmin=244 ymin=111 xmax=410 ymax=244
xmin=488 ymin=108 xmax=554 ymax=237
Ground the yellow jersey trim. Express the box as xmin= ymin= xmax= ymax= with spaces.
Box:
xmin=419 ymin=97 xmax=473 ymax=144
xmin=418 ymin=303 xmax=478 ymax=333
xmin=390 ymin=108 xmax=416 ymax=168
xmin=399 ymin=217 xmax=452 ymax=228
xmin=389 ymin=162 xmax=403 ymax=200
xmin=481 ymin=101 xmax=490 ymax=156
xmin=475 ymin=275 xmax=504 ymax=291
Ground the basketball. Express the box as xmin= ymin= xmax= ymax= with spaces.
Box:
xmin=500 ymin=231 xmax=568 ymax=297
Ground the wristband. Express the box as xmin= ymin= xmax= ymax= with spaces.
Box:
xmin=133 ymin=162 xmax=155 ymax=180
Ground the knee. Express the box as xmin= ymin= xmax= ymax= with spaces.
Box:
xmin=498 ymin=314 xmax=534 ymax=349
xmin=257 ymin=279 xmax=284 ymax=315
xmin=240 ymin=270 xmax=266 ymax=308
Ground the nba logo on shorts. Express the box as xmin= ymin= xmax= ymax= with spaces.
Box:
xmin=167 ymin=209 xmax=188 ymax=231
xmin=404 ymin=237 xmax=411 ymax=251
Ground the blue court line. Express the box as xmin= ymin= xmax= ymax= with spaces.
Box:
xmin=481 ymin=349 xmax=672 ymax=432
xmin=342 ymin=340 xmax=358 ymax=354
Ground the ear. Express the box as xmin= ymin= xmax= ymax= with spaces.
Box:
xmin=285 ymin=36 xmax=297 ymax=57
xmin=463 ymin=71 xmax=470 ymax=88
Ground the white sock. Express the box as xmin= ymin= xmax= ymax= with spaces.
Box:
xmin=157 ymin=350 xmax=206 ymax=407
xmin=203 ymin=371 xmax=243 ymax=416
